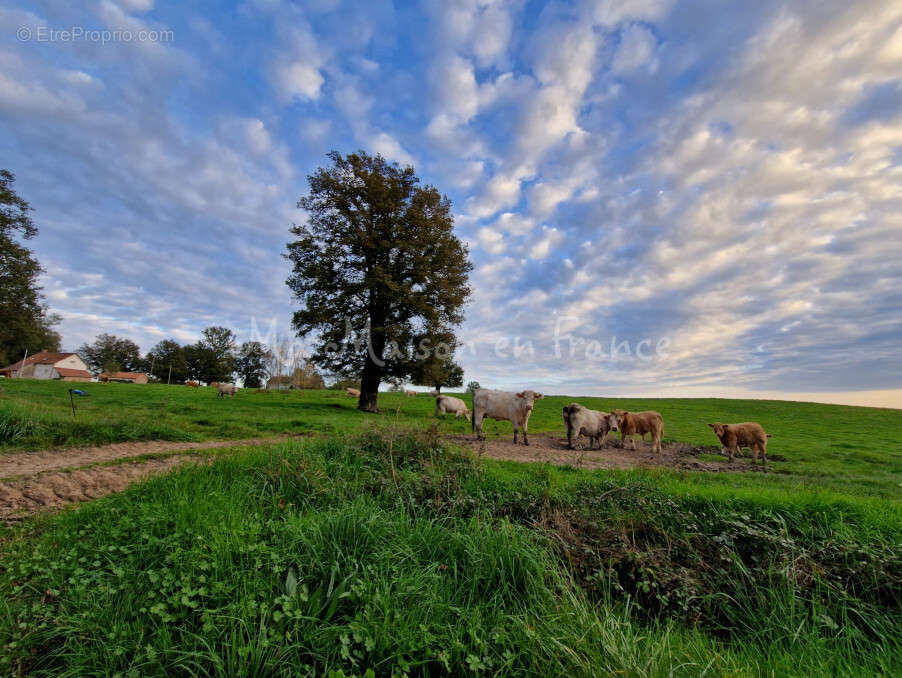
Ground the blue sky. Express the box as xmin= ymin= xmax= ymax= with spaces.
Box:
xmin=2 ymin=0 xmax=901 ymax=406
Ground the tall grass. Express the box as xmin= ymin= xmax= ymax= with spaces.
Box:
xmin=2 ymin=430 xmax=899 ymax=676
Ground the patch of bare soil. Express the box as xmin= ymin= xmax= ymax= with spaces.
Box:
xmin=0 ymin=436 xmax=287 ymax=480
xmin=0 ymin=456 xmax=202 ymax=522
xmin=453 ymin=433 xmax=770 ymax=473
xmin=0 ymin=436 xmax=298 ymax=523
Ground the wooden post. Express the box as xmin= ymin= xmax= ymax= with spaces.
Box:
xmin=68 ymin=388 xmax=76 ymax=417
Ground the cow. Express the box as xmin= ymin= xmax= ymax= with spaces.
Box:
xmin=217 ymin=383 xmax=237 ymax=398
xmin=435 ymin=394 xmax=471 ymax=421
xmin=708 ymin=422 xmax=771 ymax=466
xmin=472 ymin=389 xmax=544 ymax=445
xmin=562 ymin=403 xmax=619 ymax=450
xmin=405 ymin=390 xmax=418 ymax=397
xmin=345 ymin=387 xmax=361 ymax=398
xmin=613 ymin=409 xmax=664 ymax=454
xmin=185 ymin=381 xmax=200 ymax=388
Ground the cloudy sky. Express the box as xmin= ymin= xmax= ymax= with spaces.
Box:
xmin=2 ymin=0 xmax=901 ymax=406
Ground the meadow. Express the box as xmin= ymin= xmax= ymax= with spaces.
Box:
xmin=1 ymin=380 xmax=901 ymax=676
xmin=2 ymin=379 xmax=901 ymax=499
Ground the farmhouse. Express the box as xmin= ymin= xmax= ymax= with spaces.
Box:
xmin=0 ymin=351 xmax=92 ymax=382
xmin=99 ymin=372 xmax=149 ymax=384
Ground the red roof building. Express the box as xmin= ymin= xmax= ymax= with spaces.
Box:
xmin=0 ymin=351 xmax=92 ymax=381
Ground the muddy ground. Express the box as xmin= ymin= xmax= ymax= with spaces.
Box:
xmin=455 ymin=433 xmax=771 ymax=473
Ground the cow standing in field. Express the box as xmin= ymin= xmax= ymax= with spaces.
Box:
xmin=472 ymin=389 xmax=544 ymax=445
xmin=708 ymin=422 xmax=770 ymax=466
xmin=613 ymin=410 xmax=664 ymax=454
xmin=217 ymin=383 xmax=237 ymax=398
xmin=185 ymin=381 xmax=199 ymax=388
xmin=435 ymin=394 xmax=471 ymax=421
xmin=562 ymin=403 xmax=619 ymax=450
xmin=405 ymin=390 xmax=418 ymax=397
xmin=345 ymin=387 xmax=361 ymax=398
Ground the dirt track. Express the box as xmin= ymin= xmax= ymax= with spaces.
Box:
xmin=0 ymin=436 xmax=285 ymax=479
xmin=0 ymin=437 xmax=287 ymax=523
xmin=456 ymin=433 xmax=769 ymax=473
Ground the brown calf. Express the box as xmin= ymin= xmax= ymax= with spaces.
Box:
xmin=613 ymin=409 xmax=664 ymax=454
xmin=708 ymin=422 xmax=770 ymax=466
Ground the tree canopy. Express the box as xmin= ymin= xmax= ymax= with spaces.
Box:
xmin=0 ymin=170 xmax=61 ymax=366
xmin=78 ymin=333 xmax=143 ymax=375
xmin=235 ymin=341 xmax=267 ymax=388
xmin=285 ymin=151 xmax=471 ymax=411
xmin=147 ymin=339 xmax=188 ymax=384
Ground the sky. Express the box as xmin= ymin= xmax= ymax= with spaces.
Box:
xmin=2 ymin=0 xmax=901 ymax=407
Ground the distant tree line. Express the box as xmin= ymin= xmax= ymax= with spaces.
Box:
xmin=76 ymin=328 xmax=328 ymax=389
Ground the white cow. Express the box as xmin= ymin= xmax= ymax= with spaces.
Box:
xmin=561 ymin=403 xmax=619 ymax=450
xmin=217 ymin=383 xmax=238 ymax=398
xmin=435 ymin=394 xmax=471 ymax=421
xmin=472 ymin=389 xmax=544 ymax=446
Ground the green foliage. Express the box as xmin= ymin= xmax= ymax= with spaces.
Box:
xmin=0 ymin=170 xmax=61 ymax=367
xmin=466 ymin=381 xmax=481 ymax=394
xmin=184 ymin=326 xmax=237 ymax=384
xmin=286 ymin=151 xmax=472 ymax=411
xmin=409 ymin=336 xmax=464 ymax=391
xmin=78 ymin=333 xmax=143 ymax=374
xmin=146 ymin=339 xmax=188 ymax=384
xmin=1 ymin=432 xmax=899 ymax=676
xmin=236 ymin=341 xmax=268 ymax=388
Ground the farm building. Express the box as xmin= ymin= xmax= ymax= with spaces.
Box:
xmin=0 ymin=351 xmax=93 ymax=381
xmin=99 ymin=372 xmax=148 ymax=384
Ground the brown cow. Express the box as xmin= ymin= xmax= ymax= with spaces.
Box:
xmin=405 ymin=390 xmax=418 ymax=397
xmin=345 ymin=387 xmax=361 ymax=398
xmin=708 ymin=422 xmax=771 ymax=466
xmin=185 ymin=381 xmax=200 ymax=388
xmin=613 ymin=409 xmax=663 ymax=454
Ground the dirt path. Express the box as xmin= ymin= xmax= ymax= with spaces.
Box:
xmin=0 ymin=437 xmax=287 ymax=480
xmin=0 ymin=437 xmax=292 ymax=523
xmin=454 ymin=433 xmax=769 ymax=473
xmin=0 ymin=456 xmax=202 ymax=522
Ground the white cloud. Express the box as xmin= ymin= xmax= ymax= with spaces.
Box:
xmin=611 ymin=24 xmax=658 ymax=75
xmin=271 ymin=21 xmax=327 ymax=102
xmin=274 ymin=61 xmax=324 ymax=101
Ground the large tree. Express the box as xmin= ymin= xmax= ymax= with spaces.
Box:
xmin=286 ymin=151 xmax=471 ymax=411
xmin=0 ymin=170 xmax=61 ymax=366
xmin=78 ymin=333 xmax=143 ymax=375
xmin=183 ymin=326 xmax=237 ymax=384
xmin=146 ymin=339 xmax=187 ymax=384
xmin=235 ymin=341 xmax=267 ymax=388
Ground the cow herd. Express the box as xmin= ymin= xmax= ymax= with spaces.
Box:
xmin=202 ymin=381 xmax=772 ymax=465
xmin=429 ymin=388 xmax=770 ymax=467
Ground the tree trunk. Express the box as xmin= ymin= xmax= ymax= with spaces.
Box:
xmin=358 ymin=350 xmax=383 ymax=412
xmin=434 ymin=384 xmax=441 ymax=393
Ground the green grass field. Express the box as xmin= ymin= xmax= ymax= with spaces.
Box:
xmin=1 ymin=380 xmax=901 ymax=675
xmin=2 ymin=379 xmax=901 ymax=498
